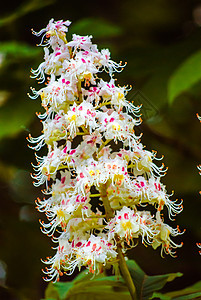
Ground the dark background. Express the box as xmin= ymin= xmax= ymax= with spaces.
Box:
xmin=1 ymin=0 xmax=201 ymax=299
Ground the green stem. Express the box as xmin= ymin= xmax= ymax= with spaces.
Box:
xmin=127 ymin=163 xmax=134 ymax=169
xmin=96 ymin=101 xmax=111 ymax=109
xmin=77 ymin=79 xmax=83 ymax=103
xmin=100 ymin=183 xmax=114 ymax=220
xmin=97 ymin=139 xmax=112 ymax=154
xmin=89 ymin=194 xmax=101 ymax=198
xmin=87 ymin=214 xmax=106 ymax=218
xmin=116 ymin=241 xmax=137 ymax=300
xmin=81 ymin=125 xmax=89 ymax=134
xmin=76 ymin=131 xmax=89 ymax=135
xmin=100 ymin=183 xmax=137 ymax=300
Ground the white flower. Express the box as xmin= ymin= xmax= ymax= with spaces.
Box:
xmin=68 ymin=34 xmax=93 ymax=51
xmin=152 ymin=212 xmax=183 ymax=257
xmin=32 ymin=18 xmax=71 ymax=48
xmin=107 ymin=207 xmax=156 ymax=246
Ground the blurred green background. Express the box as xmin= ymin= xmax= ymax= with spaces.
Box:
xmin=1 ymin=0 xmax=201 ymax=299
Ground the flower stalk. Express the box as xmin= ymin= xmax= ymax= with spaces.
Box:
xmin=100 ymin=183 xmax=114 ymax=220
xmin=101 ymin=183 xmax=137 ymax=299
xmin=117 ymin=243 xmax=137 ymax=300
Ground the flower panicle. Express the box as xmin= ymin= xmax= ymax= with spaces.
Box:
xmin=28 ymin=18 xmax=183 ymax=282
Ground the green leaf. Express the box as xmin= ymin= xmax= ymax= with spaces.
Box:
xmin=168 ymin=50 xmax=201 ymax=104
xmin=44 ymin=261 xmax=184 ymax=300
xmin=66 ymin=285 xmax=131 ymax=300
xmin=69 ymin=18 xmax=123 ymax=39
xmin=126 ymin=260 xmax=182 ymax=300
xmin=72 ymin=269 xmax=95 ymax=284
xmin=67 ymin=274 xmax=129 ymax=299
xmin=44 ymin=271 xmax=130 ymax=300
xmin=68 ymin=290 xmax=130 ymax=300
xmin=70 ymin=269 xmax=126 ymax=288
xmin=152 ymin=291 xmax=201 ymax=300
xmin=151 ymin=292 xmax=171 ymax=300
xmin=45 ymin=281 xmax=74 ymax=300
xmin=162 ymin=280 xmax=201 ymax=299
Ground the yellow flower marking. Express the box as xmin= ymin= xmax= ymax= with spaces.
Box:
xmin=68 ymin=113 xmax=77 ymax=122
xmin=112 ymin=124 xmax=121 ymax=131
xmin=89 ymin=170 xmax=95 ymax=176
xmin=122 ymin=221 xmax=132 ymax=231
xmin=57 ymin=209 xmax=65 ymax=219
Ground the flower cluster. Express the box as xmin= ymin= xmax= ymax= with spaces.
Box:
xmin=29 ymin=18 xmax=183 ymax=282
